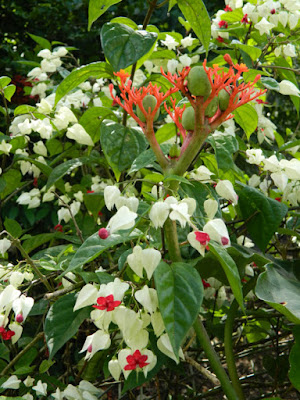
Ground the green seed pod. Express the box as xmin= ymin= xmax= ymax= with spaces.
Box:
xmin=218 ymin=89 xmax=230 ymax=111
xmin=205 ymin=97 xmax=219 ymax=118
xmin=169 ymin=143 xmax=181 ymax=158
xmin=187 ymin=66 xmax=212 ymax=97
xmin=136 ymin=95 xmax=160 ymax=122
xmin=182 ymin=106 xmax=195 ymax=131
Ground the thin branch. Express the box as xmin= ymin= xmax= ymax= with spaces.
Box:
xmin=44 ymin=281 xmax=84 ymax=300
xmin=185 ymin=354 xmax=220 ymax=387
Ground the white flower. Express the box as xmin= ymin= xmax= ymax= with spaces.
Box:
xmin=237 ymin=236 xmax=255 ymax=248
xmin=135 ymin=286 xmax=158 ymax=314
xmin=63 ymin=384 xmax=82 ymax=400
xmin=9 ymin=322 xmax=23 ymax=344
xmin=18 ymin=118 xmax=32 ymax=135
xmin=116 ymin=196 xmax=139 ymax=213
xmin=0 ymin=285 xmax=21 ymax=312
xmin=283 ymin=44 xmax=297 ymax=58
xmin=160 ymin=34 xmax=179 ymax=50
xmin=248 ymin=174 xmax=260 ymax=187
xmin=31 ymin=83 xmax=48 ymax=98
xmin=271 ymin=171 xmax=288 ymax=191
xmin=157 ymin=333 xmax=184 ymax=364
xmin=215 ymin=180 xmax=238 ymax=205
xmin=278 ymin=80 xmax=300 ymax=97
xmin=167 ymin=59 xmax=179 ymax=74
xmin=0 ymin=140 xmax=12 ymax=154
xmin=203 ymin=219 xmax=230 ymax=246
xmin=23 ymin=376 xmax=35 ymax=387
xmin=151 ymin=311 xmax=165 ymax=337
xmin=108 ymin=359 xmax=122 ymax=381
xmin=289 ymin=13 xmax=299 ymax=29
xmin=187 ymin=231 xmax=207 ymax=257
xmin=143 ymin=60 xmax=154 ymax=74
xmin=104 ymin=185 xmax=121 ymax=211
xmin=34 ymin=118 xmax=53 ymax=139
xmin=169 ymin=202 xmax=191 ymax=228
xmin=190 ymin=165 xmax=214 ymax=182
xmin=1 ymin=375 xmax=21 ymax=389
xmin=80 ymin=330 xmax=111 ymax=360
xmin=37 ymin=98 xmax=53 ymax=114
xmin=263 ymin=155 xmax=281 ymax=173
xmin=246 ymin=149 xmax=265 ymax=165
xmin=254 ymin=17 xmax=275 ymax=35
xmin=37 ymin=49 xmax=52 ymax=59
xmin=66 ymin=124 xmax=94 ymax=146
xmin=127 ymin=246 xmax=161 ymax=279
xmin=118 ymin=348 xmax=157 ymax=379
xmin=280 ymin=159 xmax=300 ymax=180
xmin=73 ymin=284 xmax=98 ymax=311
xmin=58 ymin=207 xmax=71 ymax=223
xmin=179 ymin=54 xmax=192 ymax=67
xmin=204 ymin=199 xmax=218 ymax=220
xmin=0 ymin=238 xmax=11 ymax=256
xmin=32 ymin=380 xmax=47 ymax=396
xmin=53 ymin=47 xmax=68 ymax=57
xmin=53 ymin=106 xmax=77 ymax=130
xmin=10 ymin=271 xmax=24 ymax=287
xmin=149 ymin=201 xmax=170 ymax=228
xmin=181 ymin=34 xmax=194 ymax=48
xmin=33 ymin=140 xmax=47 ymax=156
xmin=106 ymin=206 xmax=137 ymax=234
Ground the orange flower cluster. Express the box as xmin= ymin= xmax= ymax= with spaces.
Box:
xmin=109 ymin=70 xmax=179 ymax=128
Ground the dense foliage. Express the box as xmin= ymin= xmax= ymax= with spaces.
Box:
xmin=0 ymin=0 xmax=299 ymax=399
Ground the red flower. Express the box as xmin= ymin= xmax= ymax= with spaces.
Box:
xmin=87 ymin=190 xmax=94 ymax=193
xmin=54 ymin=224 xmax=63 ymax=232
xmin=224 ymin=5 xmax=233 ymax=12
xmin=202 ymin=279 xmax=211 ymax=288
xmin=218 ymin=20 xmax=228 ymax=29
xmin=33 ymin=177 xmax=38 ymax=187
xmin=275 ymin=197 xmax=281 ymax=202
xmin=270 ymin=8 xmax=276 ymax=14
xmin=124 ymin=350 xmax=149 ymax=371
xmin=0 ymin=327 xmax=15 ymax=340
xmin=195 ymin=231 xmax=210 ymax=246
xmin=216 ymin=36 xmax=225 ymax=43
xmin=241 ymin=14 xmax=249 ymax=24
xmin=93 ymin=295 xmax=121 ymax=311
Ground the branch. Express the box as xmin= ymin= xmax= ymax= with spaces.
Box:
xmin=185 ymin=354 xmax=220 ymax=387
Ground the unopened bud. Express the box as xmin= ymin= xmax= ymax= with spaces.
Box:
xmin=16 ymin=313 xmax=24 ymax=323
xmin=98 ymin=228 xmax=109 ymax=239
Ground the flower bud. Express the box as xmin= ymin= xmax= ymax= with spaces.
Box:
xmin=98 ymin=228 xmax=109 ymax=239
xmin=16 ymin=313 xmax=24 ymax=323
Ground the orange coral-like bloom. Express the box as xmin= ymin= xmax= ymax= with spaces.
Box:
xmin=109 ymin=72 xmax=179 ymax=130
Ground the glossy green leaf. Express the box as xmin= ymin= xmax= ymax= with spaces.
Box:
xmin=110 ymin=17 xmax=138 ymax=30
xmin=234 ymin=104 xmax=258 ymax=140
xmin=155 ymin=123 xmax=177 ymax=144
xmin=23 ymin=233 xmax=57 ymax=254
xmin=28 ymin=33 xmax=51 ymax=49
xmin=64 ymin=229 xmax=141 ymax=274
xmin=220 ymin=8 xmax=243 ymax=22
xmin=279 ymin=139 xmax=300 ymax=152
xmin=88 ymin=0 xmax=122 ymax=30
xmin=176 ymin=0 xmax=211 ymax=55
xmin=207 ymin=134 xmax=239 ymax=171
xmin=0 ymin=170 xmax=22 ymax=200
xmin=45 ymin=293 xmax=90 ymax=358
xmin=256 ymin=264 xmax=300 ymax=324
xmin=289 ymin=326 xmax=300 ymax=390
xmin=0 ymin=76 xmax=11 ymax=89
xmin=55 ymin=62 xmax=113 ymax=105
xmin=100 ymin=23 xmax=157 ymax=71
xmin=260 ymin=77 xmax=280 ymax=91
xmin=128 ymin=143 xmax=170 ymax=174
xmin=4 ymin=85 xmax=16 ymax=101
xmin=100 ymin=120 xmax=147 ymax=172
xmin=231 ymin=41 xmax=262 ymax=61
xmin=209 ymin=242 xmax=244 ymax=311
xmin=4 ymin=219 xmax=22 ymax=239
xmin=79 ymin=106 xmax=117 ymax=143
xmin=46 ymin=155 xmax=100 ymax=190
xmin=14 ymin=105 xmax=36 ymax=115
xmin=238 ymin=184 xmax=288 ymax=251
xmin=154 ymin=261 xmax=203 ymax=357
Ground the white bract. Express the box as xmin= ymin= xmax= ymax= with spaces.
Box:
xmin=127 ymin=245 xmax=161 ymax=279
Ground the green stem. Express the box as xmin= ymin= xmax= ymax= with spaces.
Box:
xmin=163 ymin=218 xmax=182 ymax=262
xmin=193 ymin=318 xmax=239 ymax=400
xmin=0 ymin=332 xmax=44 ymax=376
xmin=224 ymin=278 xmax=257 ymax=400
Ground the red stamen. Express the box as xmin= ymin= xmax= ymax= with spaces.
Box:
xmin=93 ymin=295 xmax=121 ymax=311
xmin=124 ymin=350 xmax=149 ymax=371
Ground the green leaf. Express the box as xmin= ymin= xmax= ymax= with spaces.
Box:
xmin=100 ymin=120 xmax=147 ymax=172
xmin=39 ymin=359 xmax=55 ymax=373
xmin=208 ymin=242 xmax=244 ymax=311
xmin=4 ymin=219 xmax=22 ymax=239
xmin=289 ymin=326 xmax=300 ymax=390
xmin=255 ymin=264 xmax=300 ymax=324
xmin=0 ymin=170 xmax=22 ymax=200
xmin=55 ymin=62 xmax=113 ymax=105
xmin=28 ymin=33 xmax=51 ymax=49
xmin=238 ymin=184 xmax=288 ymax=251
xmin=14 ymin=154 xmax=52 ymax=176
xmin=64 ymin=229 xmax=141 ymax=274
xmin=14 ymin=105 xmax=36 ymax=115
xmin=0 ymin=76 xmax=11 ymax=89
xmin=231 ymin=41 xmax=262 ymax=61
xmin=45 ymin=293 xmax=90 ymax=358
xmin=154 ymin=261 xmax=203 ymax=357
xmin=207 ymin=134 xmax=239 ymax=171
xmin=100 ymin=23 xmax=157 ymax=71
xmin=110 ymin=17 xmax=138 ymax=30
xmin=279 ymin=139 xmax=300 ymax=152
xmin=46 ymin=156 xmax=99 ymax=190
xmin=155 ymin=123 xmax=177 ymax=144
xmin=234 ymin=104 xmax=258 ymax=140
xmin=88 ymin=0 xmax=122 ymax=30
xmin=79 ymin=107 xmax=117 ymax=143
xmin=23 ymin=233 xmax=57 ymax=254
xmin=176 ymin=0 xmax=211 ymax=55
xmin=4 ymin=85 xmax=16 ymax=101
xmin=220 ymin=8 xmax=243 ymax=22
xmin=260 ymin=77 xmax=280 ymax=91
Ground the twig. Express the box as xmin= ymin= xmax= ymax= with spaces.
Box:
xmin=185 ymin=355 xmax=220 ymax=387
xmin=0 ymin=332 xmax=44 ymax=376
xmin=44 ymin=281 xmax=84 ymax=300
